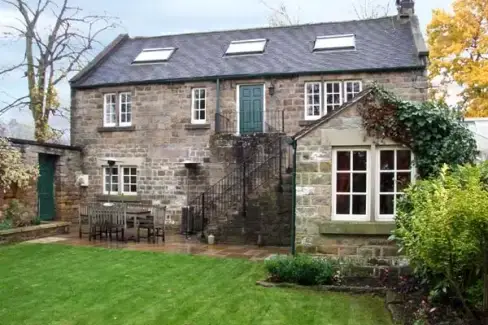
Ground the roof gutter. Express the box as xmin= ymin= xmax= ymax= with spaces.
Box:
xmin=71 ymin=65 xmax=426 ymax=90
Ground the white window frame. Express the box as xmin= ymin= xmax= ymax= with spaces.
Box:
xmin=332 ymin=148 xmax=370 ymax=221
xmin=133 ymin=47 xmax=176 ymax=63
xmin=304 ymin=82 xmax=322 ymax=120
xmin=376 ymin=148 xmax=415 ymax=221
xmin=119 ymin=92 xmax=132 ymax=127
xmin=121 ymin=166 xmax=138 ymax=196
xmin=102 ymin=165 xmax=138 ymax=196
xmin=191 ymin=88 xmax=207 ymax=124
xmin=344 ymin=80 xmax=363 ymax=102
xmin=103 ymin=93 xmax=117 ymax=127
xmin=314 ymin=34 xmax=356 ymax=52
xmin=102 ymin=166 xmax=119 ymax=195
xmin=324 ymin=81 xmax=343 ymax=112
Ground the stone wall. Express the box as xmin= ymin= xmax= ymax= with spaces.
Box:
xmin=0 ymin=140 xmax=82 ymax=223
xmin=71 ymin=70 xmax=427 ymax=227
xmin=294 ymin=101 xmax=402 ymax=263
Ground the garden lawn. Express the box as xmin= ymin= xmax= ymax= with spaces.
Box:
xmin=0 ymin=244 xmax=392 ymax=325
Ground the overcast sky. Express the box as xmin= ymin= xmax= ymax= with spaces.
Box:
xmin=0 ymin=0 xmax=453 ymax=131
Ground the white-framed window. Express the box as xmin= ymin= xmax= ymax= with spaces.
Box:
xmin=314 ymin=34 xmax=356 ymax=52
xmin=103 ymin=93 xmax=117 ymax=127
xmin=332 ymin=149 xmax=369 ymax=221
xmin=103 ymin=166 xmax=138 ymax=195
xmin=103 ymin=166 xmax=119 ymax=194
xmin=122 ymin=167 xmax=137 ymax=195
xmin=191 ymin=88 xmax=206 ymax=124
xmin=304 ymin=82 xmax=322 ymax=120
xmin=376 ymin=148 xmax=414 ymax=221
xmin=344 ymin=81 xmax=362 ymax=102
xmin=325 ymin=81 xmax=343 ymax=112
xmin=225 ymin=39 xmax=267 ymax=55
xmin=119 ymin=93 xmax=132 ymax=126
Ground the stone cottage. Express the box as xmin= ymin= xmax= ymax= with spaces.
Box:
xmin=70 ymin=0 xmax=427 ymax=250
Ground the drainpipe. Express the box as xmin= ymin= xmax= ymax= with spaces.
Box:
xmin=215 ymin=79 xmax=221 ymax=132
xmin=291 ymin=139 xmax=297 ymax=256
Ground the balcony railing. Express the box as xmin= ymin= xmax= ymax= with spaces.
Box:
xmin=215 ymin=109 xmax=285 ymax=134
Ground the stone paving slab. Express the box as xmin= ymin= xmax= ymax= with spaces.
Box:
xmin=35 ymin=232 xmax=290 ymax=261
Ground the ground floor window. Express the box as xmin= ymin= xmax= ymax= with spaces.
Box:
xmin=103 ymin=166 xmax=137 ymax=195
xmin=332 ymin=146 xmax=413 ymax=221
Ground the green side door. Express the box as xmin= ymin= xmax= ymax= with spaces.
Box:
xmin=239 ymin=85 xmax=264 ymax=134
xmin=38 ymin=154 xmax=56 ymax=221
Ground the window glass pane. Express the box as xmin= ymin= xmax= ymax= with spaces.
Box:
xmin=313 ymin=106 xmax=320 ymax=116
xmin=333 ymin=83 xmax=340 ymax=92
xmin=380 ymin=151 xmax=394 ymax=170
xmin=199 ymin=110 xmax=205 ymax=120
xmin=124 ymin=184 xmax=129 ymax=192
xmin=352 ymin=174 xmax=366 ymax=192
xmin=353 ymin=151 xmax=367 ymax=170
xmin=336 ymin=173 xmax=350 ymax=192
xmin=380 ymin=173 xmax=394 ymax=192
xmin=326 ymin=83 xmax=333 ymax=92
xmin=336 ymin=195 xmax=350 ymax=214
xmin=113 ymin=184 xmax=118 ymax=192
xmin=307 ymin=84 xmax=313 ymax=93
xmin=346 ymin=82 xmax=352 ymax=92
xmin=397 ymin=150 xmax=411 ymax=169
xmin=337 ymin=151 xmax=350 ymax=170
xmin=313 ymin=84 xmax=320 ymax=92
xmin=353 ymin=82 xmax=361 ymax=92
xmin=131 ymin=176 xmax=137 ymax=183
xmin=124 ymin=176 xmax=129 ymax=183
xmin=397 ymin=172 xmax=411 ymax=192
xmin=352 ymin=195 xmax=366 ymax=214
xmin=380 ymin=195 xmax=394 ymax=215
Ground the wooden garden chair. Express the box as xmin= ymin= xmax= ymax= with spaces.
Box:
xmin=136 ymin=203 xmax=166 ymax=243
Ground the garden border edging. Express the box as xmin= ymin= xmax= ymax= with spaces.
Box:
xmin=256 ymin=280 xmax=387 ymax=295
xmin=0 ymin=221 xmax=70 ymax=244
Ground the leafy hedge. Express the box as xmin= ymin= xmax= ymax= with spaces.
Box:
xmin=393 ymin=163 xmax=488 ymax=322
xmin=358 ymin=86 xmax=477 ymax=178
xmin=264 ymin=255 xmax=336 ymax=285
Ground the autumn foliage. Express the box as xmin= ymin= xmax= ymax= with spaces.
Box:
xmin=427 ymin=0 xmax=488 ymax=117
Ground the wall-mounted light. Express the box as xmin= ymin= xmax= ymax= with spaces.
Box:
xmin=268 ymin=83 xmax=275 ymax=96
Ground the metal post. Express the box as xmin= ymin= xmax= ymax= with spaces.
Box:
xmin=242 ymin=160 xmax=246 ymax=217
xmin=291 ymin=140 xmax=297 ymax=256
xmin=279 ymin=138 xmax=283 ymax=189
xmin=201 ymin=193 xmax=205 ymax=233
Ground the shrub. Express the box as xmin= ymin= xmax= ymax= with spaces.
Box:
xmin=393 ymin=163 xmax=488 ymax=321
xmin=3 ymin=199 xmax=33 ymax=227
xmin=0 ymin=219 xmax=12 ymax=230
xmin=265 ymin=255 xmax=335 ymax=285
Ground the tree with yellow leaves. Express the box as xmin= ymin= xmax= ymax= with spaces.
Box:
xmin=427 ymin=0 xmax=488 ymax=117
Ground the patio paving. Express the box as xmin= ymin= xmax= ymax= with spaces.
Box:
xmin=27 ymin=231 xmax=290 ymax=261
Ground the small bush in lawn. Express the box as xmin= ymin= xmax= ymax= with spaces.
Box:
xmin=265 ymin=255 xmax=335 ymax=285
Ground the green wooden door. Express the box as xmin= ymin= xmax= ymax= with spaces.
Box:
xmin=239 ymin=85 xmax=264 ymax=134
xmin=38 ymin=154 xmax=56 ymax=221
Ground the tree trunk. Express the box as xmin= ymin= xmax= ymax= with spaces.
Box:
xmin=34 ymin=115 xmax=49 ymax=143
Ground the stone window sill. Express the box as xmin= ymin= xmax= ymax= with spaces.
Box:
xmin=298 ymin=120 xmax=317 ymax=127
xmin=96 ymin=194 xmax=141 ymax=202
xmin=184 ymin=123 xmax=211 ymax=130
xmin=319 ymin=221 xmax=395 ymax=236
xmin=97 ymin=126 xmax=136 ymax=133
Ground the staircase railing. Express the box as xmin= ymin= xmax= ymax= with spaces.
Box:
xmin=188 ymin=136 xmax=285 ymax=236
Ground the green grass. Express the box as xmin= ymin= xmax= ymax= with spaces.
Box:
xmin=0 ymin=244 xmax=392 ymax=325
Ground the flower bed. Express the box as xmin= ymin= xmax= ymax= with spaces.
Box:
xmin=0 ymin=222 xmax=70 ymax=244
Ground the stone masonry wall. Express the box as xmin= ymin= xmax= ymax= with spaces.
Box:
xmin=71 ymin=70 xmax=427 ymax=227
xmin=294 ymin=102 xmax=402 ymax=264
xmin=0 ymin=141 xmax=82 ymax=223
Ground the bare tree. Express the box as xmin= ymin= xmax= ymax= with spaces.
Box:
xmin=260 ymin=1 xmax=300 ymax=27
xmin=0 ymin=0 xmax=119 ymax=142
xmin=353 ymin=0 xmax=391 ymax=19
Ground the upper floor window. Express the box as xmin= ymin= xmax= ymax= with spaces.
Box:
xmin=314 ymin=34 xmax=356 ymax=52
xmin=191 ymin=88 xmax=206 ymax=124
xmin=119 ymin=93 xmax=132 ymax=126
xmin=344 ymin=81 xmax=362 ymax=102
xmin=303 ymin=80 xmax=362 ymax=119
xmin=325 ymin=81 xmax=343 ymax=112
xmin=103 ymin=92 xmax=132 ymax=128
xmin=133 ymin=47 xmax=176 ymax=64
xmin=304 ymin=82 xmax=321 ymax=120
xmin=225 ymin=39 xmax=267 ymax=55
xmin=104 ymin=94 xmax=117 ymax=127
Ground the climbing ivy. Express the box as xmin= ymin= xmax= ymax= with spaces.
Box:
xmin=357 ymin=85 xmax=478 ymax=178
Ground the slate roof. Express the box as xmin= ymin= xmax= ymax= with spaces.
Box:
xmin=71 ymin=16 xmax=427 ymax=88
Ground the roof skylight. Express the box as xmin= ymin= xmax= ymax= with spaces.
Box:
xmin=314 ymin=34 xmax=356 ymax=52
xmin=133 ymin=47 xmax=176 ymax=63
xmin=225 ymin=39 xmax=267 ymax=55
